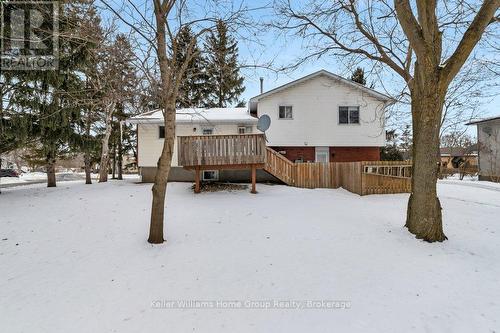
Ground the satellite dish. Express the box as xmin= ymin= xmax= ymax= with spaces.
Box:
xmin=257 ymin=115 xmax=271 ymax=132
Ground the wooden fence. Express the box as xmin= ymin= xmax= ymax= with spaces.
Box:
xmin=264 ymin=156 xmax=412 ymax=195
xmin=294 ymin=162 xmax=364 ymax=194
xmin=361 ymin=161 xmax=412 ymax=195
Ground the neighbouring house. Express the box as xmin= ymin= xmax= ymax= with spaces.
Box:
xmin=467 ymin=116 xmax=500 ymax=182
xmin=128 ymin=70 xmax=394 ymax=183
xmin=249 ymin=70 xmax=393 ymax=163
xmin=439 ymin=145 xmax=478 ymax=169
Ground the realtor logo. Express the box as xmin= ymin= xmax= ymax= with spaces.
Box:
xmin=1 ymin=1 xmax=58 ymax=70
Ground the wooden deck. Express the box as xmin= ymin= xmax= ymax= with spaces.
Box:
xmin=177 ymin=134 xmax=266 ymax=168
xmin=177 ymin=134 xmax=266 ymax=193
xmin=177 ymin=134 xmax=412 ymax=195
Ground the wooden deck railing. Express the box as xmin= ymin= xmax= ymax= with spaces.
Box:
xmin=264 ymin=147 xmax=296 ymax=185
xmin=265 ymin=153 xmax=412 ymax=195
xmin=177 ymin=135 xmax=412 ymax=195
xmin=177 ymin=134 xmax=266 ymax=167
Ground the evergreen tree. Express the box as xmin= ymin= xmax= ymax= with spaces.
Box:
xmin=77 ymin=3 xmax=103 ymax=184
xmin=174 ymin=26 xmax=209 ymax=108
xmin=399 ymin=125 xmax=413 ymax=161
xmin=9 ymin=1 xmax=91 ymax=187
xmin=381 ymin=129 xmax=404 ymax=161
xmin=204 ymin=20 xmax=245 ymax=107
xmin=350 ymin=67 xmax=366 ymax=85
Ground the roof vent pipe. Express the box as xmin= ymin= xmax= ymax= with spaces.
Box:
xmin=260 ymin=77 xmax=264 ymax=94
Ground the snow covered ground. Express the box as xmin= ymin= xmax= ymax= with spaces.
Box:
xmin=0 ymin=172 xmax=137 ymax=187
xmin=1 ymin=178 xmax=499 ymax=332
xmin=0 ymin=172 xmax=91 ymax=186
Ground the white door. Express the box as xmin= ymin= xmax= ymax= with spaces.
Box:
xmin=315 ymin=147 xmax=329 ymax=163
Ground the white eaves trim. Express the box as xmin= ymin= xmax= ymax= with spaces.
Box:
xmin=126 ymin=107 xmax=258 ymax=125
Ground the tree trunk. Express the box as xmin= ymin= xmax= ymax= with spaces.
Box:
xmin=84 ymin=154 xmax=92 ymax=184
xmin=117 ymin=130 xmax=123 ymax=180
xmin=99 ymin=103 xmax=114 ymax=183
xmin=112 ymin=140 xmax=116 ymax=179
xmin=405 ymin=75 xmax=447 ymax=242
xmin=84 ymin=103 xmax=93 ymax=185
xmin=148 ymin=103 xmax=176 ymax=244
xmin=46 ymin=152 xmax=56 ymax=187
xmin=148 ymin=6 xmax=173 ymax=245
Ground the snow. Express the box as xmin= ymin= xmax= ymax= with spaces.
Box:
xmin=0 ymin=172 xmax=138 ymax=187
xmin=1 ymin=178 xmax=499 ymax=332
xmin=128 ymin=107 xmax=257 ymax=124
xmin=0 ymin=172 xmax=91 ymax=186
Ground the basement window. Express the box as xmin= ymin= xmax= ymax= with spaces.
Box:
xmin=339 ymin=106 xmax=360 ymax=124
xmin=202 ymin=170 xmax=219 ymax=181
xmin=202 ymin=128 xmax=214 ymax=135
xmin=159 ymin=126 xmax=165 ymax=138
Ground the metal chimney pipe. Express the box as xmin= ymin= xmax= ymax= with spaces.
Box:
xmin=259 ymin=77 xmax=264 ymax=94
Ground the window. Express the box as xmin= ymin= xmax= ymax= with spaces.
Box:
xmin=202 ymin=170 xmax=219 ymax=181
xmin=237 ymin=126 xmax=253 ymax=134
xmin=159 ymin=126 xmax=165 ymax=138
xmin=278 ymin=105 xmax=293 ymax=119
xmin=315 ymin=147 xmax=330 ymax=163
xmin=339 ymin=106 xmax=360 ymax=124
xmin=202 ymin=128 xmax=214 ymax=135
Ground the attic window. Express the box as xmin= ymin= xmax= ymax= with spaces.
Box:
xmin=278 ymin=105 xmax=293 ymax=119
xmin=339 ymin=106 xmax=359 ymax=124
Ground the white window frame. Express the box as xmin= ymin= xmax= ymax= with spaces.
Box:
xmin=238 ymin=126 xmax=246 ymax=134
xmin=278 ymin=105 xmax=293 ymax=119
xmin=315 ymin=147 xmax=330 ymax=163
xmin=202 ymin=128 xmax=214 ymax=135
xmin=338 ymin=106 xmax=360 ymax=125
xmin=202 ymin=170 xmax=219 ymax=181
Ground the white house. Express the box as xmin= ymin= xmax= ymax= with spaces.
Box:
xmin=129 ymin=70 xmax=393 ymax=183
xmin=467 ymin=116 xmax=500 ymax=182
xmin=249 ymin=70 xmax=393 ymax=163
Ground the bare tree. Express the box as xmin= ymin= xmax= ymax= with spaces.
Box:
xmin=275 ymin=0 xmax=499 ymax=242
xmin=100 ymin=0 xmax=255 ymax=243
xmin=87 ymin=32 xmax=138 ymax=183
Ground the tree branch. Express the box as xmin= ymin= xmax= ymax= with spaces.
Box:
xmin=440 ymin=0 xmax=500 ymax=86
xmin=394 ymin=0 xmax=428 ymax=61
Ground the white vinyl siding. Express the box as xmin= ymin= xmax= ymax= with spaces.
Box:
xmin=256 ymin=75 xmax=386 ymax=147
